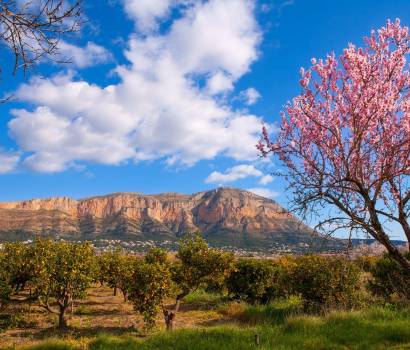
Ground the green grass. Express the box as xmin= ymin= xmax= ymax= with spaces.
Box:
xmin=239 ymin=295 xmax=304 ymax=324
xmin=21 ymin=342 xmax=79 ymax=350
xmin=183 ymin=289 xmax=224 ymax=305
xmin=18 ymin=306 xmax=410 ymax=350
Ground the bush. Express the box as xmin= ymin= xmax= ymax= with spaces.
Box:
xmin=368 ymin=252 xmax=410 ymax=302
xmin=226 ymin=259 xmax=290 ymax=304
xmin=292 ymin=255 xmax=361 ymax=312
xmin=354 ymin=256 xmax=379 ymax=272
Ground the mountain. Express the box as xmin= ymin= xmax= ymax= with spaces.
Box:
xmin=0 ymin=188 xmax=341 ymax=251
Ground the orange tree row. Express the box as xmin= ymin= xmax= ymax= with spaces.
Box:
xmin=0 ymin=235 xmax=409 ymax=330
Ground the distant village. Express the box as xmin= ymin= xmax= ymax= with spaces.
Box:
xmin=1 ymin=237 xmax=406 ymax=258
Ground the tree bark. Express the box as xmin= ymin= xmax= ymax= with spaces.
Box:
xmin=163 ymin=309 xmax=175 ymax=331
xmin=58 ymin=305 xmax=67 ymax=329
xmin=163 ymin=295 xmax=183 ymax=331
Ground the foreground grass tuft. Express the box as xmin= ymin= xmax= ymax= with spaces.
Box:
xmin=240 ymin=296 xmax=303 ymax=324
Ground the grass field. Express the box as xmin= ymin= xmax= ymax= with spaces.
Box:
xmin=1 ymin=285 xmax=410 ymax=350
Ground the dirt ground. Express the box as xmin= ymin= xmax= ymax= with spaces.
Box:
xmin=0 ymin=285 xmax=230 ymax=349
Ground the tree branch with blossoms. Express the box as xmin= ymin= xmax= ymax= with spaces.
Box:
xmin=258 ymin=19 xmax=410 ymax=273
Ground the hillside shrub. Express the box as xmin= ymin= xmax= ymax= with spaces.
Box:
xmin=368 ymin=252 xmax=410 ymax=302
xmin=292 ymin=255 xmax=361 ymax=312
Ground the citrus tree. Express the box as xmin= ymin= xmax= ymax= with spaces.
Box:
xmin=165 ymin=233 xmax=234 ymax=330
xmin=127 ymin=248 xmax=171 ymax=329
xmin=0 ymin=250 xmax=12 ymax=312
xmin=97 ymin=247 xmax=127 ymax=296
xmin=117 ymin=253 xmax=138 ymax=302
xmin=33 ymin=240 xmax=94 ymax=329
xmin=1 ymin=242 xmax=35 ymax=293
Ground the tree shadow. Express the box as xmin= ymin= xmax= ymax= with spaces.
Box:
xmin=28 ymin=324 xmax=141 ymax=340
xmin=196 ymin=317 xmax=237 ymax=328
xmin=75 ymin=300 xmax=122 ymax=307
xmin=73 ymin=308 xmax=134 ymax=317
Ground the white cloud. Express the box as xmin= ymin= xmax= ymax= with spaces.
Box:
xmin=205 ymin=164 xmax=262 ymax=184
xmin=206 ymin=71 xmax=234 ymax=95
xmin=259 ymin=174 xmax=273 ymax=185
xmin=8 ymin=0 xmax=263 ymax=172
xmin=247 ymin=187 xmax=279 ymax=199
xmin=240 ymin=87 xmax=261 ymax=105
xmin=167 ymin=0 xmax=260 ymax=78
xmin=123 ymin=0 xmax=175 ymax=32
xmin=0 ymin=150 xmax=20 ymax=174
xmin=58 ymin=41 xmax=112 ymax=68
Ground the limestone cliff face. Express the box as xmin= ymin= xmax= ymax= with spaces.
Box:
xmin=0 ymin=188 xmax=312 ymax=242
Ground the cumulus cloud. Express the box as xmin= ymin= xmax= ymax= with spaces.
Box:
xmin=247 ymin=187 xmax=279 ymax=199
xmin=259 ymin=174 xmax=273 ymax=185
xmin=123 ymin=0 xmax=176 ymax=32
xmin=205 ymin=164 xmax=274 ymax=185
xmin=0 ymin=150 xmax=20 ymax=174
xmin=240 ymin=87 xmax=261 ymax=105
xmin=8 ymin=0 xmax=264 ymax=172
xmin=205 ymin=164 xmax=263 ymax=184
xmin=206 ymin=71 xmax=234 ymax=95
xmin=58 ymin=41 xmax=112 ymax=68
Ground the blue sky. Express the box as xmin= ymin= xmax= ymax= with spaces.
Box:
xmin=1 ymin=0 xmax=410 ymax=227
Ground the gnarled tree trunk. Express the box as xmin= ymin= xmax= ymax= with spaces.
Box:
xmin=163 ymin=296 xmax=183 ymax=331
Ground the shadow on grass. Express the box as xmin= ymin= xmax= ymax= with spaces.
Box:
xmin=27 ymin=324 xmax=140 ymax=341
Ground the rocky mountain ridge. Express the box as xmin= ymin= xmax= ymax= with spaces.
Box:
xmin=0 ymin=188 xmax=335 ymax=250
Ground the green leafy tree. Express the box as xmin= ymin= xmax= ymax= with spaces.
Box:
xmin=33 ymin=240 xmax=94 ymax=329
xmin=0 ymin=240 xmax=49 ymax=309
xmin=0 ymin=251 xmax=12 ymax=312
xmin=98 ymin=247 xmax=125 ymax=296
xmin=1 ymin=242 xmax=35 ymax=293
xmin=292 ymin=255 xmax=361 ymax=311
xmin=96 ymin=248 xmax=138 ymax=301
xmin=227 ymin=259 xmax=280 ymax=304
xmin=95 ymin=253 xmax=109 ymax=286
xmin=165 ymin=233 xmax=234 ymax=330
xmin=127 ymin=249 xmax=171 ymax=329
xmin=117 ymin=253 xmax=138 ymax=301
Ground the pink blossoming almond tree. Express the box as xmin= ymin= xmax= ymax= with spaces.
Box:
xmin=258 ymin=19 xmax=410 ymax=273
